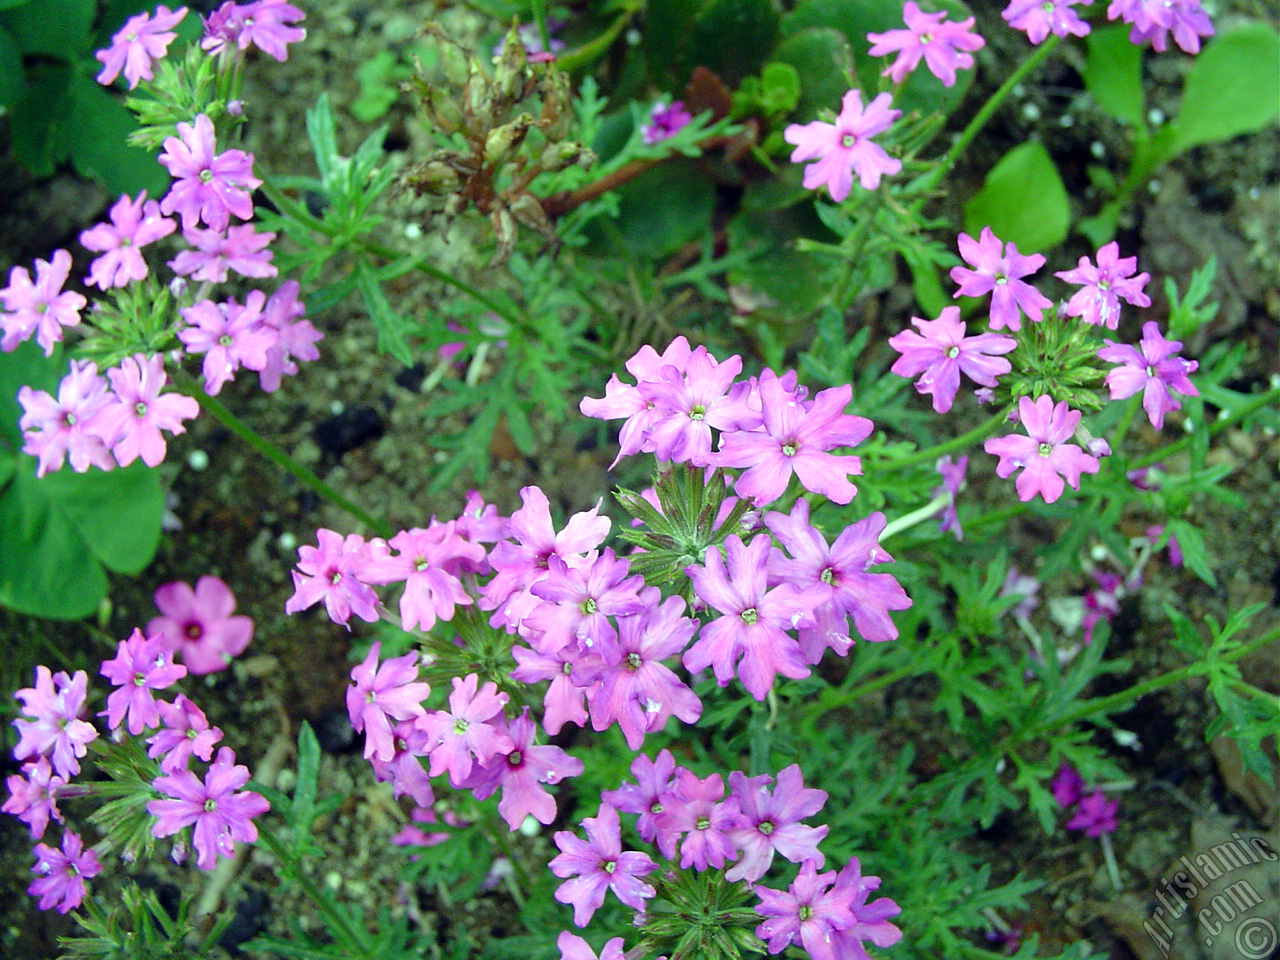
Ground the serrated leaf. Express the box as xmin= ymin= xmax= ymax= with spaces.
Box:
xmin=964 ymin=140 xmax=1069 ymax=253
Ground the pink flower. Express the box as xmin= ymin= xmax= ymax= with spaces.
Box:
xmin=3 ymin=759 xmax=68 ymax=839
xmin=510 ymin=642 xmax=596 ymax=736
xmin=950 ymin=227 xmax=1052 ymax=331
xmin=1003 ymin=0 xmax=1093 ymax=44
xmin=888 ymin=306 xmax=1017 ymax=413
xmin=146 ymin=694 xmax=224 ymax=773
xmin=1097 ymin=322 xmax=1199 ymax=430
xmin=1107 ymin=0 xmax=1213 ymax=53
xmin=256 ymin=280 xmax=322 ymax=392
xmin=580 ymin=337 xmax=695 ymax=466
xmin=684 ymin=534 xmax=824 ymax=700
xmin=158 ymin=114 xmax=261 ymax=232
xmin=147 ymin=575 xmax=253 ymax=674
xmin=658 ymin=768 xmax=745 ymax=871
xmin=635 ymin=346 xmax=758 ymax=467
xmin=933 ymin=454 xmax=969 ymax=541
xmin=285 ymin=528 xmax=382 ymax=626
xmin=549 ymin=804 xmax=657 ymax=927
xmin=29 ymin=831 xmax=101 ymax=913
xmin=755 ymin=860 xmax=857 ymax=960
xmin=642 ymin=99 xmax=693 ymax=144
xmin=345 ymin=641 xmax=430 ymax=763
xmin=867 ymin=1 xmax=985 ymax=87
xmin=418 ymin=673 xmax=513 ymax=786
xmin=168 ymin=223 xmax=277 ymax=283
xmin=716 ymin=374 xmax=873 ymax=506
xmin=556 ymin=931 xmax=626 ymax=960
xmin=370 ymin=721 xmax=435 ymax=808
xmin=80 ymin=191 xmax=176 ymax=289
xmin=1051 ymin=763 xmax=1085 ymax=808
xmin=1055 ymin=241 xmax=1151 ymax=330
xmin=727 ymin=765 xmax=829 ymax=884
xmin=95 ymin=5 xmax=187 ymax=89
xmin=524 ymin=550 xmax=647 ymax=657
xmin=783 ymin=90 xmax=902 ymax=201
xmin=96 ymin=354 xmax=199 ymax=468
xmin=178 ymin=293 xmax=278 ymax=395
xmin=361 ymin=522 xmax=484 ymax=631
xmin=100 ymin=629 xmax=187 ymax=735
xmin=17 ymin=360 xmax=115 ymax=477
xmin=830 ymin=857 xmax=905 ymax=957
xmin=12 ymin=668 xmax=98 ymax=779
xmin=148 ymin=746 xmax=271 ymax=870
xmin=461 ymin=708 xmax=584 ymax=830
xmin=0 ymin=249 xmax=86 ymax=355
xmin=201 ymin=0 xmax=307 ymax=62
xmin=1066 ymin=790 xmax=1119 ymax=836
xmin=984 ymin=396 xmax=1101 ymax=503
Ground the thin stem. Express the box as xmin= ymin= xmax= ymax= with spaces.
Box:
xmin=257 ymin=827 xmax=374 ymax=954
xmin=881 ymin=491 xmax=950 ymax=541
xmin=1132 ymin=385 xmax=1280 ymax=469
xmin=871 ymin=406 xmax=1013 ymax=476
xmin=359 ymin=239 xmax=523 ymax=328
xmin=171 ymin=369 xmax=394 ymax=539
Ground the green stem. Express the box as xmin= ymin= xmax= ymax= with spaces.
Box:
xmin=257 ymin=827 xmax=374 ymax=954
xmin=1132 ymin=385 xmax=1280 ymax=469
xmin=359 ymin=239 xmax=524 ymax=329
xmin=870 ymin=406 xmax=1013 ymax=476
xmin=911 ymin=35 xmax=1062 ymax=199
xmin=171 ymin=369 xmax=394 ymax=539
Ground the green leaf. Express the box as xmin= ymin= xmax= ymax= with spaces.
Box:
xmin=688 ymin=0 xmax=781 ymax=87
xmin=964 ymin=141 xmax=1069 ymax=253
xmin=65 ymin=74 xmax=167 ymax=195
xmin=757 ymin=61 xmax=800 ymax=115
xmin=0 ymin=0 xmax=93 ymax=57
xmin=353 ymin=260 xmax=414 ymax=364
xmin=8 ymin=65 xmax=74 ymax=176
xmin=1165 ymin=518 xmax=1217 ymax=587
xmin=769 ymin=27 xmax=854 ymax=124
xmin=1170 ymin=23 xmax=1280 ymax=156
xmin=1083 ymin=24 xmax=1144 ymax=126
xmin=0 ymin=22 xmax=23 ymax=107
xmin=604 ymin=159 xmax=716 ymax=260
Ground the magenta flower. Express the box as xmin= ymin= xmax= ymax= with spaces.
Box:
xmin=1097 ymin=321 xmax=1199 ymax=430
xmin=3 ymin=759 xmax=68 ymax=839
xmin=146 ymin=694 xmax=224 ymax=774
xmin=525 ymin=550 xmax=647 ymax=656
xmin=636 ymin=346 xmax=757 ymax=467
xmin=726 ymin=765 xmax=829 ymax=884
xmin=765 ymin=499 xmax=912 ymax=662
xmin=685 ymin=534 xmax=824 ymax=700
xmin=933 ymin=454 xmax=969 ymax=541
xmin=80 ymin=191 xmax=176 ymax=289
xmin=984 ymin=396 xmax=1101 ymax=503
xmin=784 ymin=90 xmax=902 ymax=201
xmin=12 ymin=668 xmax=97 ymax=779
xmin=1050 ymin=763 xmax=1085 ymax=808
xmin=867 ymin=1 xmax=985 ymax=87
xmin=950 ymin=227 xmax=1052 ymax=331
xmin=96 ymin=353 xmax=199 ymax=468
xmin=346 ymin=641 xmax=430 ymax=763
xmin=602 ymin=749 xmax=678 ymax=849
xmin=1066 ymin=790 xmax=1119 ymax=836
xmin=549 ymin=803 xmax=657 ymax=927
xmin=29 ymin=831 xmax=101 ymax=913
xmin=830 ymin=857 xmax=905 ymax=957
xmin=658 ymin=768 xmax=744 ymax=871
xmin=556 ymin=931 xmax=625 ymax=960
xmin=511 ymin=642 xmax=596 ymax=736
xmin=18 ymin=360 xmax=116 ymax=477
xmin=1 ymin=249 xmax=86 ymax=355
xmin=1055 ymin=241 xmax=1151 ymax=330
xmin=755 ymin=861 xmax=857 ymax=960
xmin=169 ymin=223 xmax=277 ymax=283
xmin=642 ymin=99 xmax=694 ymax=144
xmin=1107 ymin=0 xmax=1213 ymax=53
xmin=201 ymin=0 xmax=307 ymax=62
xmin=1003 ymin=0 xmax=1093 ymax=44
xmin=589 ymin=591 xmax=701 ymax=749
xmin=888 ymin=306 xmax=1017 ymax=413
xmin=716 ymin=375 xmax=873 ymax=506
xmin=95 ymin=5 xmax=187 ymax=89
xmin=158 ymin=114 xmax=261 ymax=232
xmin=418 ymin=673 xmax=513 ymax=786
xmin=461 ymin=708 xmax=584 ymax=830
xmin=370 ymin=721 xmax=435 ymax=808
xmin=286 ymin=528 xmax=382 ymax=626
xmin=362 ymin=523 xmax=484 ymax=632
xmin=256 ymin=280 xmax=322 ymax=392
xmin=580 ymin=337 xmax=694 ymax=466
xmin=100 ymin=628 xmax=188 ymax=735
xmin=178 ymin=294 xmax=278 ymax=395
xmin=147 ymin=574 xmax=254 ymax=674
xmin=148 ymin=746 xmax=271 ymax=870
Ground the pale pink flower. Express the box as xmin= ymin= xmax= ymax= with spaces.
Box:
xmin=80 ymin=191 xmax=176 ymax=289
xmin=97 ymin=353 xmax=199 ymax=468
xmin=1055 ymin=241 xmax=1150 ymax=330
xmin=418 ymin=674 xmax=513 ymax=786
xmin=984 ymin=395 xmax=1100 ymax=503
xmin=1003 ymin=0 xmax=1093 ymax=44
xmin=177 ymin=293 xmax=278 ymax=395
xmin=888 ymin=307 xmax=1016 ymax=413
xmin=783 ymin=90 xmax=902 ymax=201
xmin=1107 ymin=0 xmax=1213 ymax=53
xmin=1097 ymin=321 xmax=1198 ymax=429
xmin=1 ymin=249 xmax=86 ymax=355
xmin=201 ymin=0 xmax=307 ymax=62
xmin=18 ymin=360 xmax=115 ymax=477
xmin=168 ymin=223 xmax=277 ymax=283
xmin=147 ymin=575 xmax=253 ymax=674
xmin=158 ymin=114 xmax=261 ymax=232
xmin=346 ymin=641 xmax=431 ymax=763
xmin=100 ymin=628 xmax=187 ymax=735
xmin=950 ymin=226 xmax=1052 ymax=331
xmin=95 ymin=5 xmax=187 ymax=89
xmin=867 ymin=1 xmax=985 ymax=87
xmin=12 ymin=668 xmax=97 ymax=779
xmin=550 ymin=804 xmax=657 ymax=927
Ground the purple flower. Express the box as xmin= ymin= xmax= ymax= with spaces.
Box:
xmin=867 ymin=1 xmax=985 ymax=87
xmin=1055 ymin=241 xmax=1151 ymax=330
xmin=29 ymin=831 xmax=101 ymax=913
xmin=147 ymin=575 xmax=253 ymax=674
xmin=580 ymin=337 xmax=695 ymax=466
xmin=601 ymin=749 xmax=678 ymax=848
xmin=1 ymin=249 xmax=86 ymax=355
xmin=1107 ymin=0 xmax=1213 ymax=53
xmin=96 ymin=354 xmax=199 ymax=468
xmin=755 ymin=860 xmax=857 ymax=960
xmin=933 ymin=455 xmax=969 ymax=541
xmin=727 ymin=765 xmax=828 ymax=884
xmin=80 ymin=191 xmax=176 ymax=289
xmin=556 ymin=931 xmax=625 ymax=960
xmin=888 ymin=306 xmax=1016 ymax=413
xmin=984 ymin=396 xmax=1100 ymax=503
xmin=100 ymin=628 xmax=188 ymax=735
xmin=12 ymin=668 xmax=97 ymax=779
xmin=17 ymin=360 xmax=115 ymax=477
xmin=95 ymin=5 xmax=187 ymax=89
xmin=636 ymin=346 xmax=757 ymax=467
xmin=418 ymin=673 xmax=513 ymax=786
xmin=146 ymin=694 xmax=224 ymax=774
xmin=201 ymin=0 xmax=307 ymax=62
xmin=1066 ymin=790 xmax=1119 ymax=836
xmin=1000 ymin=567 xmax=1041 ymax=619
xmin=148 ymin=746 xmax=271 ymax=869
xmin=1050 ymin=763 xmax=1085 ymax=808
xmin=511 ymin=642 xmax=596 ymax=736
xmin=3 ymin=759 xmax=68 ymax=839
xmin=346 ymin=641 xmax=430 ymax=763
xmin=525 ymin=550 xmax=647 ymax=657
xmin=1097 ymin=321 xmax=1199 ymax=430
xmin=256 ymin=280 xmax=322 ymax=392
xmin=178 ymin=294 xmax=278 ymax=395
xmin=830 ymin=857 xmax=905 ymax=958
xmin=549 ymin=804 xmax=657 ymax=927
xmin=642 ymin=99 xmax=694 ymax=144
xmin=1003 ymin=0 xmax=1093 ymax=44
xmin=784 ymin=90 xmax=902 ymax=201
xmin=158 ymin=114 xmax=261 ymax=232
xmin=462 ymin=708 xmax=583 ymax=830
xmin=685 ymin=534 xmax=824 ymax=700
xmin=657 ymin=769 xmax=745 ymax=871
xmin=169 ymin=223 xmax=277 ymax=283
xmin=716 ymin=374 xmax=873 ymax=506
xmin=950 ymin=227 xmax=1052 ymax=331
xmin=361 ymin=523 xmax=484 ymax=632
xmin=286 ymin=529 xmax=382 ymax=626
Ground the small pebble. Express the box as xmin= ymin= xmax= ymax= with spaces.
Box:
xmin=187 ymin=449 xmax=210 ymax=471
xmin=1021 ymin=103 xmax=1041 ymax=122
xmin=1090 ymin=141 xmax=1106 ymax=159
xmin=278 ymin=531 xmax=298 ymax=552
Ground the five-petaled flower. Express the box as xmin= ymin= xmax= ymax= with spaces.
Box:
xmin=1055 ymin=241 xmax=1151 ymax=330
xmin=984 ymin=396 xmax=1100 ymax=503
xmin=867 ymin=1 xmax=985 ymax=87
xmin=1097 ymin=321 xmax=1199 ymax=429
xmin=888 ymin=306 xmax=1017 ymax=413
xmin=950 ymin=227 xmax=1052 ymax=331
xmin=95 ymin=5 xmax=188 ymax=89
xmin=159 ymin=114 xmax=262 ymax=232
xmin=784 ymin=90 xmax=902 ymax=202
xmin=549 ymin=803 xmax=657 ymax=926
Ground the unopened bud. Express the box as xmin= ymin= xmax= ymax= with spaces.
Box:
xmin=539 ymin=69 xmax=573 ymax=140
xmin=540 ymin=140 xmax=592 ymax=171
xmin=407 ymin=159 xmax=460 ymax=196
xmin=437 ymin=36 xmax=470 ymax=88
xmin=465 ymin=65 xmax=492 ymax=129
xmin=493 ymin=23 xmax=529 ymax=103
xmin=484 ymin=117 xmax=531 ymax=167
